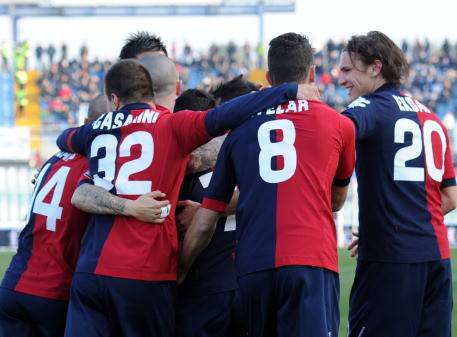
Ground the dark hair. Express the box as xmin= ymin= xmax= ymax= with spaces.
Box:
xmin=267 ymin=33 xmax=314 ymax=85
xmin=174 ymin=89 xmax=216 ymax=112
xmin=210 ymin=75 xmax=259 ymax=104
xmin=87 ymin=94 xmax=110 ymax=121
xmin=119 ymin=31 xmax=168 ymax=59
xmin=105 ymin=59 xmax=154 ymax=104
xmin=345 ymin=31 xmax=409 ymax=85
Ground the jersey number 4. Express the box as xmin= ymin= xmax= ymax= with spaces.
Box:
xmin=394 ymin=118 xmax=446 ymax=182
xmin=25 ymin=164 xmax=70 ymax=232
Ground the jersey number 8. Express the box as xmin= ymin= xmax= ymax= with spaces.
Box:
xmin=257 ymin=119 xmax=297 ymax=184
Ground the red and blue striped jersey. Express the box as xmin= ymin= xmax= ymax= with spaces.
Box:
xmin=55 ymin=84 xmax=298 ymax=281
xmin=203 ymin=100 xmax=356 ymax=275
xmin=1 ymin=152 xmax=89 ymax=300
xmin=342 ymin=84 xmax=455 ymax=262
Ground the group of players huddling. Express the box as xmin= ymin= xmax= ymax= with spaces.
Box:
xmin=0 ymin=30 xmax=454 ymax=337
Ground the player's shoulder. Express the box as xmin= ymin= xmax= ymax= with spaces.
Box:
xmin=48 ymin=152 xmax=88 ymax=171
xmin=309 ymin=99 xmax=344 ymax=117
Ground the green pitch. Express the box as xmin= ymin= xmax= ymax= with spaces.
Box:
xmin=338 ymin=249 xmax=457 ymax=336
xmin=0 ymin=250 xmax=455 ymax=335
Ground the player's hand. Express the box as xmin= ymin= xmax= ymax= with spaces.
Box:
xmin=297 ymin=83 xmax=321 ymax=101
xmin=347 ymin=231 xmax=359 ymax=258
xmin=125 ymin=191 xmax=170 ymax=223
xmin=176 ymin=200 xmax=201 ymax=230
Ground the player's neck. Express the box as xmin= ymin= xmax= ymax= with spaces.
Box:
xmin=154 ymin=95 xmax=175 ymax=111
xmin=371 ymin=77 xmax=388 ymax=93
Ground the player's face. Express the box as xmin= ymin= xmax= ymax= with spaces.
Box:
xmin=338 ymin=51 xmax=376 ymax=103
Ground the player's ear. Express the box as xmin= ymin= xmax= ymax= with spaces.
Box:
xmin=176 ymin=80 xmax=183 ymax=96
xmin=308 ymin=65 xmax=316 ymax=83
xmin=371 ymin=59 xmax=383 ymax=78
xmin=110 ymin=93 xmax=120 ymax=110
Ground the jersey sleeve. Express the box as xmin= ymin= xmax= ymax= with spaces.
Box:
xmin=201 ymin=136 xmax=237 ymax=213
xmin=171 ymin=110 xmax=212 ymax=155
xmin=441 ymin=126 xmax=456 ymax=188
xmin=333 ymin=115 xmax=356 ymax=186
xmin=77 ymin=169 xmax=93 ymax=187
xmin=56 ymin=123 xmax=94 ymax=155
xmin=342 ymin=96 xmax=377 ymax=140
xmin=172 ymin=83 xmax=298 ymax=155
xmin=204 ymin=83 xmax=298 ymax=136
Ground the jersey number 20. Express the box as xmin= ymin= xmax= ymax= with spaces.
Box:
xmin=394 ymin=118 xmax=446 ymax=182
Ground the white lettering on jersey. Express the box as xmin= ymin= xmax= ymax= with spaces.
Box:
xmin=255 ymin=100 xmax=308 ymax=117
xmin=392 ymin=95 xmax=431 ymax=113
xmin=348 ymin=97 xmax=370 ymax=109
xmin=55 ymin=152 xmax=76 ymax=161
xmin=92 ymin=109 xmax=160 ymax=130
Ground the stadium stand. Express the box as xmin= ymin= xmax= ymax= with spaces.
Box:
xmin=31 ymin=39 xmax=457 ymax=127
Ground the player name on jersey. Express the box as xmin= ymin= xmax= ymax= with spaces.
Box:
xmin=392 ymin=95 xmax=431 ymax=113
xmin=255 ymin=99 xmax=309 ymax=117
xmin=92 ymin=109 xmax=159 ymax=130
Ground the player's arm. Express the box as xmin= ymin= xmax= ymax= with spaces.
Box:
xmin=332 ymin=115 xmax=356 ymax=211
xmin=440 ymin=186 xmax=457 ymax=215
xmin=440 ymin=123 xmax=457 ymax=215
xmin=342 ymin=96 xmax=377 ymax=140
xmin=173 ymin=83 xmax=320 ymax=154
xmin=225 ymin=188 xmax=239 ymax=215
xmin=56 ymin=114 xmax=105 ymax=154
xmin=332 ymin=185 xmax=349 ymax=212
xmin=72 ymin=183 xmax=170 ymax=223
xmin=186 ymin=136 xmax=225 ymax=174
xmin=179 ymin=136 xmax=237 ymax=283
xmin=178 ymin=207 xmax=221 ymax=284
xmin=205 ymin=82 xmax=321 ymax=136
xmin=177 ymin=187 xmax=238 ymax=230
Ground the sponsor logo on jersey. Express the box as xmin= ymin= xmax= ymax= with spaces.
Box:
xmin=348 ymin=97 xmax=370 ymax=109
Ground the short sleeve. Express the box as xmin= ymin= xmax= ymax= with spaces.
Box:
xmin=333 ymin=115 xmax=356 ymax=186
xmin=202 ymin=136 xmax=237 ymax=213
xmin=56 ymin=122 xmax=95 ymax=155
xmin=441 ymin=125 xmax=456 ymax=188
xmin=342 ymin=96 xmax=377 ymax=140
xmin=171 ymin=110 xmax=212 ymax=155
xmin=77 ymin=170 xmax=94 ymax=188
xmin=204 ymin=83 xmax=298 ymax=136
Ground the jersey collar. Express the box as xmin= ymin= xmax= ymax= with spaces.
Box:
xmin=120 ymin=102 xmax=154 ymax=111
xmin=374 ymin=83 xmax=399 ymax=94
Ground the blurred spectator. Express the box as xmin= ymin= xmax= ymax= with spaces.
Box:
xmin=47 ymin=44 xmax=56 ymax=65
xmin=0 ymin=41 xmax=9 ymax=71
xmin=33 ymin=39 xmax=457 ymax=131
xmin=35 ymin=44 xmax=43 ymax=69
xmin=61 ymin=43 xmax=68 ymax=61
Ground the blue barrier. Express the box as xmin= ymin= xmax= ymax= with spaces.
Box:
xmin=0 ymin=72 xmax=14 ymax=126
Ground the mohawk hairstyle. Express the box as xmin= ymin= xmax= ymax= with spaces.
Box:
xmin=119 ymin=31 xmax=168 ymax=59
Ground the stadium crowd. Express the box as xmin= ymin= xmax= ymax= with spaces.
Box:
xmin=33 ymin=38 xmax=457 ymax=125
